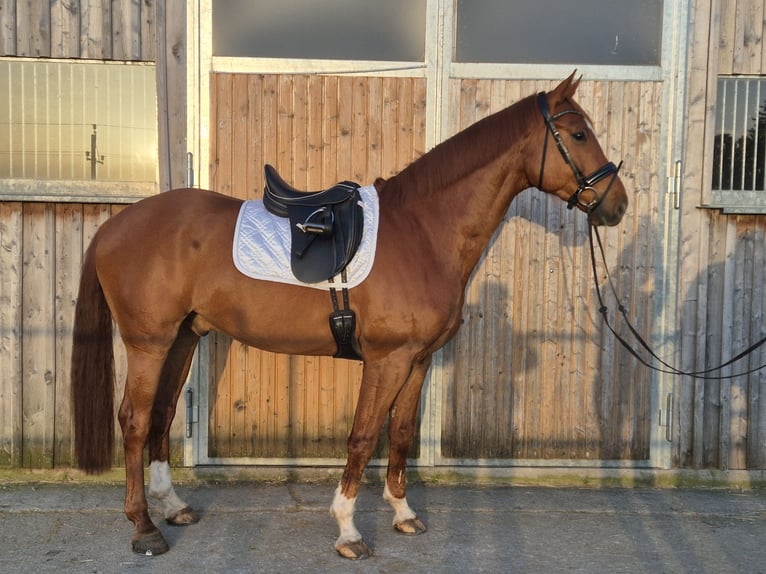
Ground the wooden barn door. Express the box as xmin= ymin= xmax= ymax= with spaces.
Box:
xmin=199 ymin=75 xmax=669 ymax=466
xmin=201 ymin=73 xmax=427 ymax=461
xmin=436 ymin=79 xmax=666 ymax=464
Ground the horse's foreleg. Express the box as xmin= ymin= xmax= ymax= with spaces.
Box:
xmin=332 ymin=351 xmax=416 ymax=560
xmin=119 ymin=350 xmax=169 ymax=556
xmin=383 ymin=356 xmax=431 ymax=535
xmin=147 ymin=324 xmax=200 ymax=526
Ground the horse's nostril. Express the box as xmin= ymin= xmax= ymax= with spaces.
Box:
xmin=609 ymin=201 xmax=627 ymax=225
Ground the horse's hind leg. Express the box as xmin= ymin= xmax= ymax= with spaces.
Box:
xmin=383 ymin=356 xmax=430 ymax=535
xmin=147 ymin=319 xmax=200 ymax=526
xmin=119 ymin=347 xmax=171 ymax=556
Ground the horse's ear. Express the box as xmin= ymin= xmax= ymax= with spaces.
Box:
xmin=549 ymin=70 xmax=582 ymax=105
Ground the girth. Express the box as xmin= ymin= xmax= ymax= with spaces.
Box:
xmin=263 ymin=164 xmax=364 ymax=284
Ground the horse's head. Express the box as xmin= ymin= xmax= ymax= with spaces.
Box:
xmin=531 ymin=73 xmax=628 ymax=227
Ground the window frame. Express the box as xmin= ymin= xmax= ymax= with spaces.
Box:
xmin=702 ymin=75 xmax=766 ymax=214
xmin=0 ymin=57 xmax=159 ymax=204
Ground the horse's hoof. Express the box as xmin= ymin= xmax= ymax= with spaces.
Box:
xmin=166 ymin=506 xmax=199 ymax=526
xmin=394 ymin=517 xmax=427 ymax=535
xmin=335 ymin=539 xmax=373 ymax=560
xmin=131 ymin=529 xmax=169 ymax=556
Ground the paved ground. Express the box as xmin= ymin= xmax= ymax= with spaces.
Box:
xmin=0 ymin=480 xmax=764 ymax=574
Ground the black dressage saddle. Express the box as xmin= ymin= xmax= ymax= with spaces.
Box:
xmin=263 ymin=164 xmax=364 ymax=284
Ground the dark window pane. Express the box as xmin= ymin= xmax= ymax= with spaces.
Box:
xmin=213 ymin=0 xmax=427 ymax=61
xmin=455 ymin=0 xmax=663 ymax=65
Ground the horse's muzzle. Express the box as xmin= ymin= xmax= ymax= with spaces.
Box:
xmin=588 ymin=193 xmax=628 ymax=226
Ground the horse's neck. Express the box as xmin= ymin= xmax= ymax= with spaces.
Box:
xmin=385 ymin=158 xmax=529 ymax=286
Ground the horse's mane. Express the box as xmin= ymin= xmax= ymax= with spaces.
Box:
xmin=382 ymin=92 xmax=539 ymax=203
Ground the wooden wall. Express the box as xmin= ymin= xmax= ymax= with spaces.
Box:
xmin=0 ymin=0 xmax=187 ymax=468
xmin=0 ymin=202 xmax=126 ymax=467
xmin=1 ymin=0 xmax=153 ymax=59
xmin=1 ymin=0 xmax=765 ymax=472
xmin=680 ymin=0 xmax=766 ymax=469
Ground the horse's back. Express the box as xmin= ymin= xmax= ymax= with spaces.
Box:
xmin=109 ymin=187 xmax=241 ymax=229
xmin=96 ymin=188 xmax=241 ymax=255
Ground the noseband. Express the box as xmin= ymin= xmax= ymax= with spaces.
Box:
xmin=537 ymin=92 xmax=622 ymax=212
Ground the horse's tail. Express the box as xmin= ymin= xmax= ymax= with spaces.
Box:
xmin=71 ymin=238 xmax=115 ymax=474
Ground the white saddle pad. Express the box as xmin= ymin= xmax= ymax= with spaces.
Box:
xmin=232 ymin=184 xmax=379 ymax=290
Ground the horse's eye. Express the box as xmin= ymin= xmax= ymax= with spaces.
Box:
xmin=572 ymin=131 xmax=587 ymax=142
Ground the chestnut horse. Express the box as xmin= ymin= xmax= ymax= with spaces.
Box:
xmin=71 ymin=74 xmax=627 ymax=559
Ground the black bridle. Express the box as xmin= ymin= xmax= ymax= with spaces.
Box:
xmin=537 ymin=92 xmax=623 ymax=212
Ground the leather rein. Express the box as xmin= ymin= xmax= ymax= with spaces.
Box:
xmin=537 ymin=92 xmax=622 ymax=213
xmin=588 ymin=212 xmax=766 ymax=380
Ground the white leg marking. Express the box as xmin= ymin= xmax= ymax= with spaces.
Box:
xmin=148 ymin=460 xmax=189 ymax=519
xmin=383 ymin=483 xmax=417 ymax=526
xmin=330 ymin=484 xmax=362 ymax=546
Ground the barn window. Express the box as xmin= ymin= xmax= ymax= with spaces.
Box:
xmin=709 ymin=77 xmax=766 ymax=213
xmin=212 ymin=0 xmax=427 ymax=62
xmin=454 ymin=0 xmax=663 ymax=65
xmin=0 ymin=59 xmax=158 ymax=202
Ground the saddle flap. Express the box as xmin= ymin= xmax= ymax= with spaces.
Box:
xmin=288 ymin=199 xmax=364 ymax=283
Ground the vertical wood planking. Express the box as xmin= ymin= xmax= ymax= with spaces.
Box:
xmin=156 ymin=0 xmax=186 ymax=191
xmin=21 ymin=204 xmax=56 ymax=467
xmin=0 ymin=202 xmax=23 ymax=466
xmin=0 ymin=200 xmax=138 ymax=469
xmin=80 ymin=0 xmax=104 ymax=58
xmin=11 ymin=0 xmax=28 ymax=55
xmin=228 ymin=74 xmax=249 ymax=455
xmin=728 ymin=217 xmax=752 ymax=469
xmin=681 ymin=0 xmax=718 ymax=468
xmin=749 ymin=220 xmax=766 ymax=467
xmin=53 ymin=204 xmax=83 ymax=467
xmin=51 ymin=0 xmax=81 ymax=58
xmin=0 ymin=0 xmax=160 ymax=62
xmin=719 ymin=0 xmax=765 ymax=74
xmin=0 ymin=0 xmax=17 ymax=55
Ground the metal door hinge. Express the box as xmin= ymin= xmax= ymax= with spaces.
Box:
xmin=669 ymin=160 xmax=681 ymax=210
xmin=658 ymin=392 xmax=673 ymax=442
xmin=186 ymin=152 xmax=195 ymax=188
xmin=185 ymin=386 xmax=194 ymax=438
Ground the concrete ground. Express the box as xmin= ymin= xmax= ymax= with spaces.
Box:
xmin=0 ymin=478 xmax=764 ymax=574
